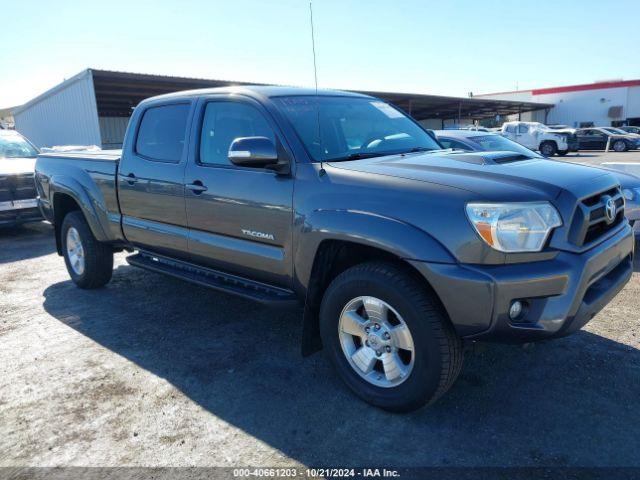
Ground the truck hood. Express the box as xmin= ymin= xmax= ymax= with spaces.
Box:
xmin=0 ymin=157 xmax=36 ymax=176
xmin=327 ymin=150 xmax=612 ymax=200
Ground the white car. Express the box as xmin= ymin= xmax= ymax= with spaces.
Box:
xmin=500 ymin=121 xmax=579 ymax=157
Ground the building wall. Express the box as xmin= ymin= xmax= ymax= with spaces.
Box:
xmin=12 ymin=70 xmax=101 ymax=148
xmin=541 ymin=87 xmax=630 ymax=127
xmin=98 ymin=116 xmax=129 ymax=149
xmin=480 ymin=84 xmax=640 ymax=127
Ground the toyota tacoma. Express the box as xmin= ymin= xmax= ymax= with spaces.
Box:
xmin=34 ymin=86 xmax=634 ymax=412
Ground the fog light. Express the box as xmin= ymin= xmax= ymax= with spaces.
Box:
xmin=509 ymin=301 xmax=523 ymax=320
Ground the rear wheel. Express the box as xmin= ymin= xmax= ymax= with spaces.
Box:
xmin=539 ymin=141 xmax=557 ymax=157
xmin=319 ymin=262 xmax=464 ymax=412
xmin=61 ymin=211 xmax=113 ymax=289
xmin=613 ymin=140 xmax=627 ymax=152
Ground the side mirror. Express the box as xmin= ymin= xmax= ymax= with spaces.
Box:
xmin=228 ymin=136 xmax=278 ymax=167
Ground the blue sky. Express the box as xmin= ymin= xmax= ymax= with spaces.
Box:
xmin=2 ymin=0 xmax=639 ymax=108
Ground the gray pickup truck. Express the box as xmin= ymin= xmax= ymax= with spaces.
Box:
xmin=35 ymin=86 xmax=634 ymax=412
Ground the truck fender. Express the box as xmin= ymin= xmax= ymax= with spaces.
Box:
xmin=49 ymin=175 xmax=111 ymax=247
xmin=294 ymin=209 xmax=456 ymax=356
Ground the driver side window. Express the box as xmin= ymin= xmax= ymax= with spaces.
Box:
xmin=517 ymin=124 xmax=529 ymax=134
xmin=199 ymin=101 xmax=275 ymax=166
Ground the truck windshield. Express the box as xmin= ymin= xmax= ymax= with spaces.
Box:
xmin=0 ymin=133 xmax=38 ymax=159
xmin=272 ymin=96 xmax=441 ymax=162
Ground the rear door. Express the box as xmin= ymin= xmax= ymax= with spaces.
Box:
xmin=183 ymin=95 xmax=295 ymax=287
xmin=118 ymin=101 xmax=194 ymax=258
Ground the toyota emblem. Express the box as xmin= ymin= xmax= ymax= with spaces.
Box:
xmin=605 ymin=197 xmax=617 ymax=223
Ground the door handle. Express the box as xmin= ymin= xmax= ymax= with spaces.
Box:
xmin=186 ymin=181 xmax=208 ymax=194
xmin=125 ymin=173 xmax=138 ymax=185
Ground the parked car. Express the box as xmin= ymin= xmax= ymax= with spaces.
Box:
xmin=0 ymin=130 xmax=42 ymax=227
xmin=35 ymin=86 xmax=634 ymax=412
xmin=602 ymin=127 xmax=640 ymax=140
xmin=575 ymin=127 xmax=640 ymax=152
xmin=619 ymin=126 xmax=640 ymax=135
xmin=433 ymin=130 xmax=542 ymax=158
xmin=457 ymin=125 xmax=493 ymax=132
xmin=500 ymin=121 xmax=579 ymax=157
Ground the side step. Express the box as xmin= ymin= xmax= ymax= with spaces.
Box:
xmin=126 ymin=252 xmax=299 ymax=307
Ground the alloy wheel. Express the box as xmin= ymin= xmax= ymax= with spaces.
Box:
xmin=338 ymin=296 xmax=415 ymax=388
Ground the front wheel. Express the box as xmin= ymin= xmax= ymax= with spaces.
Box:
xmin=539 ymin=141 xmax=557 ymax=157
xmin=319 ymin=262 xmax=464 ymax=412
xmin=61 ymin=211 xmax=113 ymax=289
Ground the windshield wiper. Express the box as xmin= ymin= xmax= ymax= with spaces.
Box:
xmin=328 ymin=152 xmax=393 ymax=162
xmin=402 ymin=146 xmax=434 ymax=153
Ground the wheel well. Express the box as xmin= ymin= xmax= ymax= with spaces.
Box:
xmin=301 ymin=240 xmax=446 ymax=356
xmin=53 ymin=194 xmax=81 ymax=255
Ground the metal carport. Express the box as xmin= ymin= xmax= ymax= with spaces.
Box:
xmin=14 ymin=69 xmax=553 ymax=148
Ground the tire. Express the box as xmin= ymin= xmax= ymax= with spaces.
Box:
xmin=539 ymin=141 xmax=557 ymax=157
xmin=613 ymin=140 xmax=627 ymax=152
xmin=319 ymin=261 xmax=463 ymax=412
xmin=556 ymin=149 xmax=569 ymax=156
xmin=61 ymin=211 xmax=113 ymax=289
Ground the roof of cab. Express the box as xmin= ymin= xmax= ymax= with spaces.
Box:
xmin=139 ymin=85 xmax=373 ymax=106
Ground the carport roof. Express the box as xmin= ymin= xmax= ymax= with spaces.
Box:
xmin=91 ymin=69 xmax=552 ymax=120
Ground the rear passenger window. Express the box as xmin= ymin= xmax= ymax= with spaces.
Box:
xmin=199 ymin=101 xmax=275 ymax=166
xmin=136 ymin=104 xmax=190 ymax=162
xmin=517 ymin=124 xmax=529 ymax=134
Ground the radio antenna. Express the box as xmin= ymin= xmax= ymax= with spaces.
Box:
xmin=309 ymin=0 xmax=325 ymax=174
xmin=309 ymin=1 xmax=319 ymax=95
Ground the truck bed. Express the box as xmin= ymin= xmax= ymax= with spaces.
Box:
xmin=35 ymin=149 xmax=123 ymax=242
xmin=38 ymin=149 xmax=122 ymax=162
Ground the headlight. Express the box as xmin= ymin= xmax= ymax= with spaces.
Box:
xmin=466 ymin=202 xmax=562 ymax=252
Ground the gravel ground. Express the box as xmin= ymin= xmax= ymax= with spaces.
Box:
xmin=1 ymin=151 xmax=639 ymax=468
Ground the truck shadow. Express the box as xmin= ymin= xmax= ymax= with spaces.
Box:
xmin=0 ymin=222 xmax=55 ymax=264
xmin=42 ymin=264 xmax=640 ymax=467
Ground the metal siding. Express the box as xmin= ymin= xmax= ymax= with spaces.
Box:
xmin=98 ymin=116 xmax=129 ymax=149
xmin=627 ymin=86 xmax=640 ymax=119
xmin=13 ymin=71 xmax=101 ymax=148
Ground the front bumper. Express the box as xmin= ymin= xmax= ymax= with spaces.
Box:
xmin=411 ymin=223 xmax=634 ymax=343
xmin=0 ymin=199 xmax=42 ymax=226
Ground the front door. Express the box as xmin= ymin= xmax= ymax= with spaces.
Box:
xmin=184 ymin=96 xmax=294 ymax=287
xmin=577 ymin=129 xmax=606 ymax=150
xmin=118 ymin=101 xmax=193 ymax=259
xmin=515 ymin=123 xmax=536 ymax=149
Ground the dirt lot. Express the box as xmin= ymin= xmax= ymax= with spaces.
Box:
xmin=1 ymin=151 xmax=640 ymax=468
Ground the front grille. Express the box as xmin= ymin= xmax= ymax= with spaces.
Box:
xmin=0 ymin=173 xmax=37 ymax=202
xmin=569 ymin=187 xmax=625 ymax=247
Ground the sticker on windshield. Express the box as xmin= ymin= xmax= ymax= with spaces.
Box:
xmin=370 ymin=101 xmax=404 ymax=119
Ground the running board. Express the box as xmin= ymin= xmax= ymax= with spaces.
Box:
xmin=126 ymin=252 xmax=299 ymax=307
